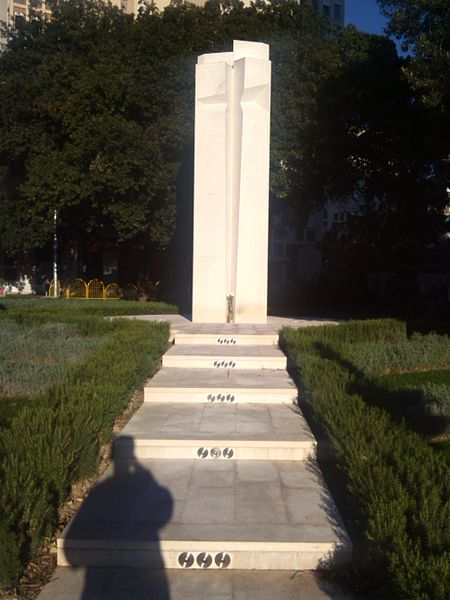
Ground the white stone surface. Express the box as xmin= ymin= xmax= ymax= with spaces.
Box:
xmin=144 ymin=367 xmax=297 ymax=404
xmin=57 ymin=459 xmax=351 ymax=571
xmin=38 ymin=567 xmax=358 ymax=600
xmin=114 ymin=403 xmax=316 ymax=460
xmin=175 ymin=332 xmax=278 ymax=345
xmin=162 ymin=344 xmax=286 ymax=370
xmin=192 ymin=41 xmax=271 ymax=324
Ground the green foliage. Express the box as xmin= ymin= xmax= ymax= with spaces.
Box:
xmin=0 ymin=297 xmax=178 ymax=317
xmin=378 ymin=0 xmax=450 ymax=110
xmin=283 ymin=319 xmax=450 ymax=599
xmin=0 ymin=315 xmax=169 ymax=586
xmin=0 ymin=319 xmax=104 ymax=398
xmin=419 ymin=383 xmax=450 ymax=418
xmin=342 ymin=333 xmax=450 ymax=376
xmin=378 ymin=369 xmax=450 ymax=388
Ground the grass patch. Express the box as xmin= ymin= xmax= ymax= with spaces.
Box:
xmin=341 ymin=333 xmax=450 ymax=376
xmin=282 ymin=319 xmax=450 ymax=600
xmin=378 ymin=370 xmax=450 ymax=388
xmin=0 ymin=309 xmax=170 ymax=587
xmin=0 ymin=296 xmax=178 ymax=318
xmin=0 ymin=319 xmax=104 ymax=399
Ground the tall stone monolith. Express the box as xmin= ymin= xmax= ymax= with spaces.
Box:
xmin=192 ymin=40 xmax=271 ymax=324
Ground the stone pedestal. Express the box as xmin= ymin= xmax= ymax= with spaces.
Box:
xmin=192 ymin=41 xmax=271 ymax=324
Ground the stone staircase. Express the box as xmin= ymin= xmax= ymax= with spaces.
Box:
xmin=57 ymin=325 xmax=351 ymax=576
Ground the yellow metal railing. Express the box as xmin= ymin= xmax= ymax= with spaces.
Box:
xmin=49 ymin=279 xmax=62 ymax=297
xmin=49 ymin=278 xmax=160 ymax=300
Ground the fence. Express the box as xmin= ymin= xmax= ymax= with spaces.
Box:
xmin=48 ymin=278 xmax=159 ymax=301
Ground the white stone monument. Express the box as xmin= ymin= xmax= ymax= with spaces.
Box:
xmin=192 ymin=40 xmax=271 ymax=324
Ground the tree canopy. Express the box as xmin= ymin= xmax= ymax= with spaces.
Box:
xmin=378 ymin=0 xmax=450 ymax=111
xmin=0 ymin=0 xmax=447 ymax=280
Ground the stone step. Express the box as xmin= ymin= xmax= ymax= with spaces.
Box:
xmin=57 ymin=459 xmax=351 ymax=571
xmin=114 ymin=403 xmax=316 ymax=461
xmin=162 ymin=345 xmax=287 ymax=370
xmin=145 ymin=368 xmax=297 ymax=404
xmin=175 ymin=333 xmax=278 ymax=346
xmin=38 ymin=567 xmax=358 ymax=600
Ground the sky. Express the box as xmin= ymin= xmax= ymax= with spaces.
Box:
xmin=345 ymin=0 xmax=388 ymax=36
xmin=345 ymin=0 xmax=406 ymax=55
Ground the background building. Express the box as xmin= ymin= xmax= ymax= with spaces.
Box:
xmin=301 ymin=0 xmax=345 ymax=26
xmin=0 ymin=0 xmax=345 ymax=29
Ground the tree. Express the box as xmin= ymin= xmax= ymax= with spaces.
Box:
xmin=0 ymin=0 xmax=195 ymax=255
xmin=377 ymin=0 xmax=450 ymax=110
xmin=0 ymin=0 xmax=339 ymax=259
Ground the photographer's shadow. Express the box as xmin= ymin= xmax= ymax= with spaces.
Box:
xmin=62 ymin=436 xmax=173 ymax=600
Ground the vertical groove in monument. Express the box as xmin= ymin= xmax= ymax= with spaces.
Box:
xmin=192 ymin=41 xmax=271 ymax=323
xmin=225 ymin=61 xmax=236 ymax=313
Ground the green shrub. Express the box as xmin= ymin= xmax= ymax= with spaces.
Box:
xmin=0 ymin=318 xmax=169 ymax=586
xmin=0 ymin=297 xmax=178 ymax=318
xmin=283 ymin=321 xmax=450 ymax=600
xmin=420 ymin=383 xmax=450 ymax=419
xmin=343 ymin=333 xmax=450 ymax=377
xmin=0 ymin=319 xmax=104 ymax=398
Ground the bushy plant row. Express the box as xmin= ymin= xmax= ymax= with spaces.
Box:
xmin=0 ymin=297 xmax=178 ymax=317
xmin=282 ymin=320 xmax=450 ymax=600
xmin=342 ymin=333 xmax=450 ymax=377
xmin=0 ymin=319 xmax=104 ymax=399
xmin=0 ymin=317 xmax=169 ymax=586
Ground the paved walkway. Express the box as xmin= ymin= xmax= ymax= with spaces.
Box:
xmin=39 ymin=318 xmax=354 ymax=600
xmin=115 ymin=315 xmax=342 ymax=342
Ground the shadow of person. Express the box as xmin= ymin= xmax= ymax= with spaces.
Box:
xmin=61 ymin=436 xmax=173 ymax=600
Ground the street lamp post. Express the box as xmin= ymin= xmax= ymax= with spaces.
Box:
xmin=53 ymin=209 xmax=58 ymax=298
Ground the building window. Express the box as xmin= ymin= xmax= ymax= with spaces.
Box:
xmin=334 ymin=3 xmax=341 ymax=21
xmin=306 ymin=229 xmax=316 ymax=243
xmin=295 ymin=229 xmax=304 ymax=242
xmin=14 ymin=12 xmax=26 ymax=28
xmin=323 ymin=4 xmax=330 ymax=18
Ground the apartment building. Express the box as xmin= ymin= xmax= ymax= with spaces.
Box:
xmin=0 ymin=0 xmax=345 ymax=28
xmin=0 ymin=0 xmax=52 ymax=29
xmin=301 ymin=0 xmax=345 ymax=26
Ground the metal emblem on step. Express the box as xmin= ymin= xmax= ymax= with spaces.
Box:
xmin=179 ymin=552 xmax=195 ymax=568
xmin=178 ymin=551 xmax=231 ymax=569
xmin=213 ymin=360 xmax=236 ymax=368
xmin=197 ymin=552 xmax=213 ymax=568
xmin=206 ymin=392 xmax=235 ymax=403
xmin=197 ymin=447 xmax=234 ymax=459
xmin=210 ymin=447 xmax=221 ymax=459
xmin=217 ymin=338 xmax=237 ymax=345
xmin=215 ymin=552 xmax=231 ymax=568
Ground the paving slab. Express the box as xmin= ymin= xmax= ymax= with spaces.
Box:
xmin=113 ymin=315 xmax=341 ymax=342
xmin=145 ymin=367 xmax=297 ymax=404
xmin=38 ymin=568 xmax=357 ymax=600
xmin=162 ymin=345 xmax=287 ymax=370
xmin=115 ymin=403 xmax=316 ymax=460
xmin=175 ymin=332 xmax=279 ymax=346
xmin=58 ymin=459 xmax=351 ymax=571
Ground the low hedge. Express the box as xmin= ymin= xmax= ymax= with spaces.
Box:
xmin=0 ymin=297 xmax=178 ymax=317
xmin=0 ymin=317 xmax=169 ymax=586
xmin=282 ymin=320 xmax=450 ymax=600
